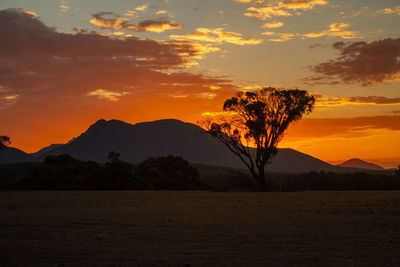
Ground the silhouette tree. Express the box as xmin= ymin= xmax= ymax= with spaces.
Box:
xmin=202 ymin=87 xmax=315 ymax=190
xmin=0 ymin=135 xmax=10 ymax=150
xmin=107 ymin=150 xmax=120 ymax=162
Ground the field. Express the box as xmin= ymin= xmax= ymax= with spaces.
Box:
xmin=1 ymin=191 xmax=400 ymax=266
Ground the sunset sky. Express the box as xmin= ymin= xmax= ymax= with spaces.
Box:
xmin=0 ymin=0 xmax=399 ymax=168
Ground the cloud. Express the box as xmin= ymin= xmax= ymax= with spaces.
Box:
xmin=124 ymin=20 xmax=183 ymax=33
xmin=0 ymin=8 xmax=234 ymax=103
xmin=245 ymin=6 xmax=292 ymax=20
xmin=136 ymin=4 xmax=149 ymax=11
xmin=377 ymin=6 xmax=400 ymax=15
xmin=268 ymin=33 xmax=295 ymax=42
xmin=201 ymin=111 xmax=236 ymax=117
xmin=281 ymin=0 xmax=327 ymax=10
xmin=156 ymin=10 xmax=168 ymax=15
xmin=306 ymin=38 xmax=400 ymax=86
xmin=348 ymin=96 xmax=400 ymax=105
xmin=315 ymin=95 xmax=400 ymax=106
xmin=262 ymin=20 xmax=284 ymax=28
xmin=125 ymin=10 xmax=140 ymax=17
xmin=243 ymin=0 xmax=326 ymax=20
xmin=89 ymin=12 xmax=127 ymax=29
xmin=87 ymin=89 xmax=129 ymax=101
xmin=59 ymin=0 xmax=70 ymax=14
xmin=89 ymin=12 xmax=183 ymax=33
xmin=24 ymin=10 xmax=38 ymax=17
xmin=232 ymin=0 xmax=253 ymax=3
xmin=170 ymin=28 xmax=263 ymax=45
xmin=286 ymin=115 xmax=400 ymax=139
xmin=303 ymin=23 xmax=361 ymax=39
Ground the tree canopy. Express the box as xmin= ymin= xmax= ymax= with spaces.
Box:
xmin=203 ymin=87 xmax=315 ymax=189
xmin=0 ymin=136 xmax=10 ymax=149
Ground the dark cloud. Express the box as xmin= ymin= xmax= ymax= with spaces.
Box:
xmin=306 ymin=38 xmax=400 ymax=86
xmin=0 ymin=8 xmax=229 ymax=100
xmin=348 ymin=96 xmax=400 ymax=105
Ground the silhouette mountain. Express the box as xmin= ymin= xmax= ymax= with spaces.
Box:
xmin=30 ymin=144 xmax=64 ymax=158
xmin=337 ymin=158 xmax=385 ymax=170
xmin=34 ymin=118 xmax=358 ymax=173
xmin=0 ymin=145 xmax=34 ymax=164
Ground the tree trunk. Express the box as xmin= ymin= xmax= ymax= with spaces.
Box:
xmin=255 ymin=166 xmax=267 ymax=191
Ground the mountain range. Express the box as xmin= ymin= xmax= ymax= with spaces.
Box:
xmin=0 ymin=119 xmax=390 ymax=174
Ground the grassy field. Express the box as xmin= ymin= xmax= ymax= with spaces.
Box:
xmin=1 ymin=191 xmax=400 ymax=266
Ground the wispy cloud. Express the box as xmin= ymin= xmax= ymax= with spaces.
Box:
xmin=377 ymin=6 xmax=400 ymax=15
xmin=314 ymin=95 xmax=400 ymax=107
xmin=24 ymin=10 xmax=38 ymax=17
xmin=262 ymin=20 xmax=284 ymax=28
xmin=59 ymin=0 xmax=70 ymax=14
xmin=303 ymin=23 xmax=361 ymax=39
xmin=89 ymin=12 xmax=183 ymax=33
xmin=87 ymin=89 xmax=129 ymax=101
xmin=135 ymin=4 xmax=149 ymax=11
xmin=156 ymin=10 xmax=168 ymax=15
xmin=170 ymin=28 xmax=262 ymax=45
xmin=242 ymin=0 xmax=327 ymax=20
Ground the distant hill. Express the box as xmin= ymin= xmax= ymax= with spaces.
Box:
xmin=30 ymin=144 xmax=64 ymax=158
xmin=1 ymin=119 xmax=391 ymax=174
xmin=0 ymin=145 xmax=34 ymax=164
xmin=337 ymin=158 xmax=385 ymax=170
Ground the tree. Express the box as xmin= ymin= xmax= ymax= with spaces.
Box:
xmin=0 ymin=135 xmax=10 ymax=150
xmin=107 ymin=150 xmax=120 ymax=162
xmin=202 ymin=87 xmax=315 ymax=190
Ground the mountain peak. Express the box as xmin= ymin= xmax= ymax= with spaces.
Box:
xmin=89 ymin=119 xmax=131 ymax=130
xmin=337 ymin=158 xmax=385 ymax=170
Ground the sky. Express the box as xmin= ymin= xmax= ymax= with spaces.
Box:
xmin=0 ymin=0 xmax=399 ymax=168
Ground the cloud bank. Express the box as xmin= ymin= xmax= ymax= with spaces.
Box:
xmin=306 ymin=38 xmax=400 ymax=85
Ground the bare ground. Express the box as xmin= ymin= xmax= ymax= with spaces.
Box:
xmin=1 ymin=191 xmax=400 ymax=266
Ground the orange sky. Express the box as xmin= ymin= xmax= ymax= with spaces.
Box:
xmin=0 ymin=1 xmax=399 ymax=168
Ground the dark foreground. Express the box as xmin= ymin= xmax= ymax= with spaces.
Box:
xmin=1 ymin=191 xmax=399 ymax=266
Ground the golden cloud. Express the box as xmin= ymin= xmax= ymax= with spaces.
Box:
xmin=268 ymin=33 xmax=295 ymax=42
xmin=156 ymin=10 xmax=168 ymax=15
xmin=136 ymin=4 xmax=149 ymax=11
xmin=24 ymin=11 xmax=38 ymax=17
xmin=378 ymin=6 xmax=400 ymax=15
xmin=262 ymin=20 xmax=284 ymax=28
xmin=314 ymin=95 xmax=400 ymax=107
xmin=243 ymin=0 xmax=326 ymax=20
xmin=303 ymin=23 xmax=361 ymax=39
xmin=170 ymin=28 xmax=262 ymax=45
xmin=245 ymin=6 xmax=292 ymax=20
xmin=87 ymin=89 xmax=129 ymax=101
xmin=89 ymin=12 xmax=183 ymax=33
xmin=281 ymin=0 xmax=327 ymax=10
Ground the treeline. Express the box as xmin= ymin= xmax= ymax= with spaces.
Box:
xmin=0 ymin=154 xmax=205 ymax=190
xmin=0 ymin=154 xmax=399 ymax=191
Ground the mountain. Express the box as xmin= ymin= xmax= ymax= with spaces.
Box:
xmin=36 ymin=118 xmax=361 ymax=173
xmin=337 ymin=158 xmax=385 ymax=170
xmin=0 ymin=145 xmax=34 ymax=164
xmin=30 ymin=144 xmax=64 ymax=158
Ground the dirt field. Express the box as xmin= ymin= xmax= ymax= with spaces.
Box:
xmin=1 ymin=191 xmax=399 ymax=266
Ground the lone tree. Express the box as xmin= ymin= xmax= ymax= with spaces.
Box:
xmin=0 ymin=135 xmax=10 ymax=150
xmin=202 ymin=87 xmax=315 ymax=189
